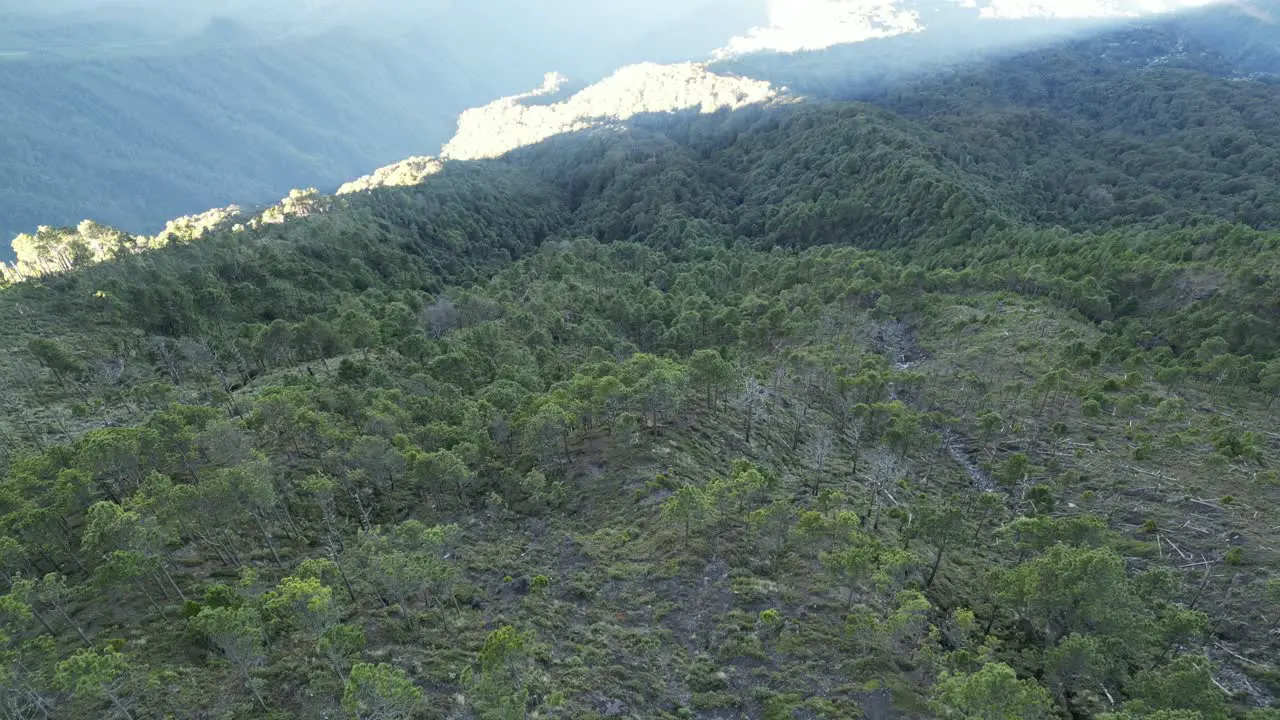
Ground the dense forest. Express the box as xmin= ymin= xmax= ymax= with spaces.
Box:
xmin=4 ymin=7 xmax=1280 ymax=720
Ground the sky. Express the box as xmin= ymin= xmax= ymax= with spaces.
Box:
xmin=0 ymin=0 xmax=767 ymax=66
xmin=0 ymin=0 xmax=1228 ymax=60
xmin=0 ymin=0 xmax=347 ymax=13
xmin=0 ymin=0 xmax=755 ymax=32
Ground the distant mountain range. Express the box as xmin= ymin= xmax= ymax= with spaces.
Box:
xmin=2 ymin=0 xmax=1272 ymax=261
xmin=0 ymin=1 xmax=763 ymax=257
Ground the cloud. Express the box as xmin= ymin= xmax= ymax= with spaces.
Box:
xmin=716 ymin=0 xmax=1227 ymax=56
xmin=717 ymin=0 xmax=925 ymax=56
xmin=974 ymin=0 xmax=1220 ymax=19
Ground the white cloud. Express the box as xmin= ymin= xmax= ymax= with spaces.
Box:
xmin=716 ymin=0 xmax=1226 ymax=56
xmin=717 ymin=0 xmax=924 ymax=56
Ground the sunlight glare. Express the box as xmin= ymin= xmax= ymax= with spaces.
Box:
xmin=717 ymin=0 xmax=1230 ymax=56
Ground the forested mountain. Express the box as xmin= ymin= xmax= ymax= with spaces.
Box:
xmin=6 ymin=3 xmax=1280 ymax=720
xmin=0 ymin=0 xmax=764 ymax=257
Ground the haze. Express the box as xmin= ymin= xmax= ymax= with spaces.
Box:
xmin=0 ymin=0 xmax=771 ymax=83
xmin=719 ymin=0 xmax=1229 ymax=55
xmin=0 ymin=0 xmax=770 ymax=252
xmin=0 ymin=0 xmax=769 ymax=46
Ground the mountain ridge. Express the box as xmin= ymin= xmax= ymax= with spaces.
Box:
xmin=11 ymin=4 xmax=1279 ymax=281
xmin=0 ymin=1 xmax=765 ymax=257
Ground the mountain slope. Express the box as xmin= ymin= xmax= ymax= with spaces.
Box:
xmin=714 ymin=4 xmax=1280 ymax=236
xmin=3 ymin=6 xmax=1280 ymax=720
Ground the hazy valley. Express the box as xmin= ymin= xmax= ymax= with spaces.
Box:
xmin=0 ymin=0 xmax=765 ymax=253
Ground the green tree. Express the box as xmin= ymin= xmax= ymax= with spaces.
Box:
xmin=469 ymin=625 xmax=535 ymax=720
xmin=82 ymin=500 xmax=186 ymax=601
xmin=94 ymin=550 xmax=170 ymax=617
xmin=355 ymin=521 xmax=457 ymax=624
xmin=662 ymin=484 xmax=711 ymax=546
xmin=32 ymin=574 xmax=91 ymax=646
xmin=977 ymin=411 xmax=1004 ymax=460
xmin=931 ymin=662 xmax=1055 ymax=720
xmin=190 ymin=605 xmax=268 ymax=709
xmin=319 ymin=624 xmax=366 ymax=682
xmin=522 ymin=402 xmax=573 ymax=469
xmin=1003 ymin=515 xmax=1113 ymax=558
xmin=997 ymin=544 xmax=1136 ymax=647
xmin=265 ymin=576 xmax=338 ymax=638
xmin=1042 ymin=633 xmax=1117 ymax=708
xmin=689 ymin=349 xmax=736 ymax=410
xmin=883 ymin=589 xmax=933 ymax=651
xmin=337 ymin=308 xmax=380 ymax=351
xmin=628 ymin=355 xmax=688 ymax=426
xmin=915 ymin=500 xmax=973 ymax=588
xmin=218 ymin=461 xmax=289 ymax=567
xmin=0 ymin=575 xmax=58 ymax=637
xmin=820 ymin=532 xmax=883 ymax=607
xmin=885 ymin=408 xmax=926 ymax=458
xmin=0 ymin=633 xmax=58 ymax=720
xmin=996 ymin=453 xmax=1032 ymax=488
xmin=342 ymin=662 xmax=421 ymax=720
xmin=748 ymin=499 xmax=799 ymax=564
xmin=1121 ymin=655 xmax=1229 ymax=720
xmin=54 ymin=646 xmax=136 ymax=720
xmin=410 ymin=449 xmax=476 ymax=504
xmin=27 ymin=339 xmax=83 ymax=388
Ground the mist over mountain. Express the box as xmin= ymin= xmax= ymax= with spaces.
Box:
xmin=0 ymin=0 xmax=1257 ymax=261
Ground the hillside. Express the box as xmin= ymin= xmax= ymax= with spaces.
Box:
xmin=4 ymin=6 xmax=1280 ymax=720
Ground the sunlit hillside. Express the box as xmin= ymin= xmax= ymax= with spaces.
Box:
xmin=441 ymin=64 xmax=780 ymax=161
